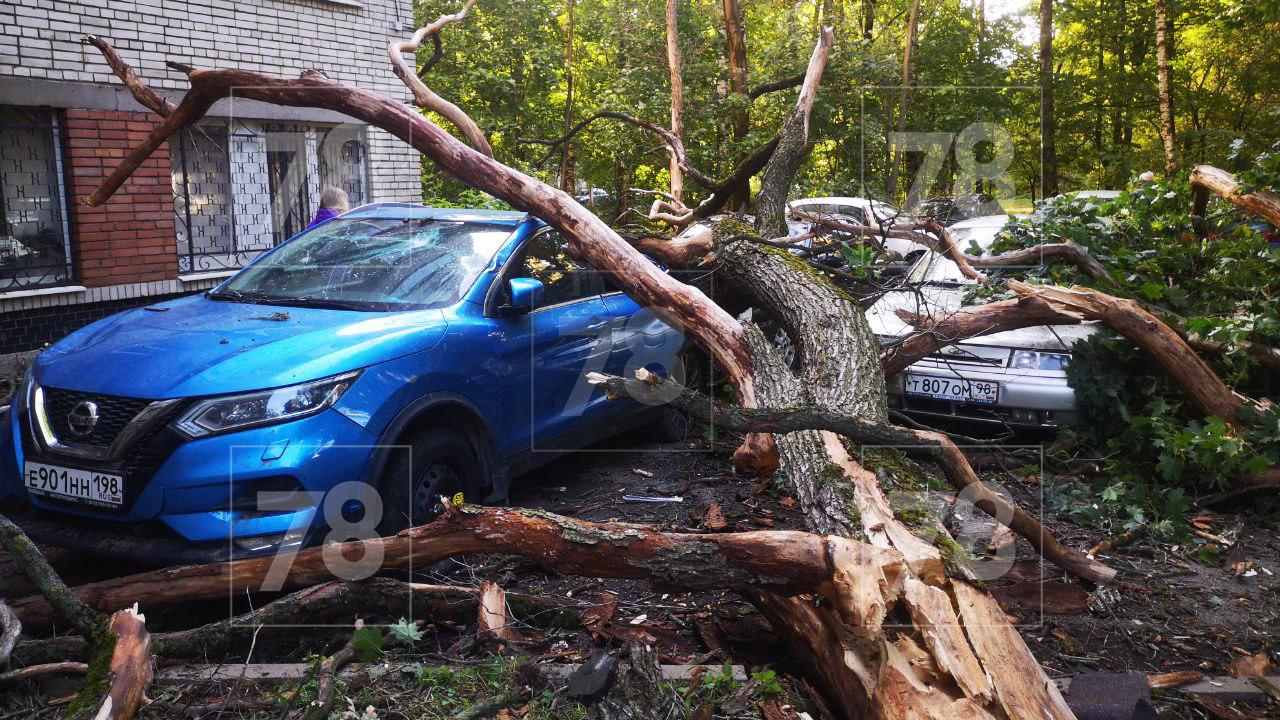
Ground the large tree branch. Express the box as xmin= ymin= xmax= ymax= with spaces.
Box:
xmin=10 ymin=506 xmax=890 ymax=628
xmin=587 ymin=369 xmax=1117 ymax=585
xmin=881 ymin=295 xmax=1085 ymax=377
xmin=1191 ymin=164 xmax=1280 ymax=228
xmin=748 ymin=71 xmax=807 ymax=100
xmin=80 ymin=35 xmax=176 ymax=117
xmin=82 ymin=38 xmax=775 ymax=469
xmin=387 ymin=0 xmax=494 ymax=158
xmin=1008 ymin=281 xmax=1245 ymax=422
xmin=755 ymin=27 xmax=834 ymax=239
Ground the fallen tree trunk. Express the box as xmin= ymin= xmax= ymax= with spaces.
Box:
xmin=1191 ymin=164 xmax=1280 ymax=228
xmin=9 ymin=506 xmax=856 ymax=627
xmin=13 ymin=577 xmax=580 ymax=663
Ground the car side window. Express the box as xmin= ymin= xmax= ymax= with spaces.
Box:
xmin=510 ymin=230 xmax=599 ymax=307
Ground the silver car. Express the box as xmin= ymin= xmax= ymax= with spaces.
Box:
xmin=867 ymin=215 xmax=1098 ymax=428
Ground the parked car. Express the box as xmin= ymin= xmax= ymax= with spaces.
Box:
xmin=867 ymin=214 xmax=1097 ymax=429
xmin=0 ymin=204 xmax=688 ymax=563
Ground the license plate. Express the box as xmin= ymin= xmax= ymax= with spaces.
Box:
xmin=903 ymin=374 xmax=1000 ymax=404
xmin=24 ymin=461 xmax=124 ymax=508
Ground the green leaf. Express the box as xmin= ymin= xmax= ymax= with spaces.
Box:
xmin=352 ymin=626 xmax=384 ymax=662
xmin=388 ymin=617 xmax=424 ymax=645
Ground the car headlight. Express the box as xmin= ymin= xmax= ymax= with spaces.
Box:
xmin=174 ymin=371 xmax=359 ymax=438
xmin=1009 ymin=350 xmax=1070 ymax=371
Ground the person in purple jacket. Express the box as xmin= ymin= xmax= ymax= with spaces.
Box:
xmin=308 ymin=186 xmax=350 ymax=229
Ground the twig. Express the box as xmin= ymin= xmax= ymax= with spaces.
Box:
xmin=0 ymin=661 xmax=88 ymax=687
xmin=304 ymin=620 xmax=367 ymax=720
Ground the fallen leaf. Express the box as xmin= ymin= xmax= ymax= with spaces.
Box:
xmin=755 ymin=517 xmax=776 ymax=528
xmin=778 ymin=496 xmax=796 ymax=508
xmin=762 ymin=697 xmax=796 ymax=720
xmin=1228 ymin=651 xmax=1272 ymax=678
xmin=582 ymin=593 xmax=618 ymax=639
xmin=702 ymin=503 xmax=728 ymax=531
xmin=1230 ymin=560 xmax=1254 ymax=577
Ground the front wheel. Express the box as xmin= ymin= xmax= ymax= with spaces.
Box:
xmin=648 ymin=350 xmax=705 ymax=442
xmin=377 ymin=428 xmax=484 ymax=534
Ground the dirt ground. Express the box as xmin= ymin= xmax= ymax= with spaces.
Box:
xmin=2 ymin=424 xmax=1278 ymax=719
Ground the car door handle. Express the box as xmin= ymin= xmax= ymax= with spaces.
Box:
xmin=584 ymin=317 xmax=611 ymax=333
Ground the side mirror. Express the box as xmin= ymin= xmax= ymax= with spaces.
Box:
xmin=500 ymin=277 xmax=544 ymax=315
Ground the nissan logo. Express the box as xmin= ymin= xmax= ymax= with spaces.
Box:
xmin=67 ymin=401 xmax=99 ymax=438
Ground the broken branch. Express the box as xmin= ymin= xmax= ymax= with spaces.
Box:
xmin=1191 ymin=164 xmax=1280 ymax=228
xmin=387 ymin=0 xmax=494 ymax=157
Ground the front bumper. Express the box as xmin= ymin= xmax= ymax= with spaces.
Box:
xmin=2 ymin=399 xmax=381 ymax=563
xmin=887 ymin=361 xmax=1078 ymax=428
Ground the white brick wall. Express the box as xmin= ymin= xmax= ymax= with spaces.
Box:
xmin=0 ymin=0 xmax=421 ymax=203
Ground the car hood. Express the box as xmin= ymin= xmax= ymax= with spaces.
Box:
xmin=36 ymin=295 xmax=448 ymax=398
xmin=867 ymin=285 xmax=1098 ymax=351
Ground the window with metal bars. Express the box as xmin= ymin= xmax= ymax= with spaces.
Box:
xmin=0 ymin=106 xmax=73 ymax=292
xmin=170 ymin=121 xmax=368 ymax=272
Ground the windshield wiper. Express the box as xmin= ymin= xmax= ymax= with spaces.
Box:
xmin=206 ymin=288 xmax=270 ymax=303
xmin=258 ymin=296 xmax=381 ymax=312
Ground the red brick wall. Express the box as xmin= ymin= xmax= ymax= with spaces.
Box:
xmin=64 ymin=110 xmax=177 ymax=287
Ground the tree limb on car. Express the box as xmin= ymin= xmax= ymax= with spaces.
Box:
xmin=80 ymin=33 xmax=778 ymax=473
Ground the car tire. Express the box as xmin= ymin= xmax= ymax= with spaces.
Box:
xmin=648 ymin=350 xmax=704 ymax=442
xmin=377 ymin=427 xmax=484 ymax=534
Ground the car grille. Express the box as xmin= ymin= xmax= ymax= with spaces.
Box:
xmin=21 ymin=397 xmax=190 ymax=514
xmin=42 ymin=388 xmax=152 ymax=448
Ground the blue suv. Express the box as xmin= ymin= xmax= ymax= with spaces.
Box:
xmin=1 ymin=204 xmax=689 ymax=563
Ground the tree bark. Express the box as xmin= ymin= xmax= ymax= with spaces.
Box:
xmin=1154 ymin=0 xmax=1176 ymax=177
xmin=560 ymin=0 xmax=576 ymax=193
xmin=723 ymin=0 xmax=750 ymax=210
xmin=476 ymin=581 xmax=522 ymax=649
xmin=886 ymin=0 xmax=920 ymax=202
xmin=1039 ymin=0 xmax=1059 ymax=197
xmin=665 ymin=0 xmax=685 ymax=204
xmin=81 ymin=606 xmax=152 ymax=720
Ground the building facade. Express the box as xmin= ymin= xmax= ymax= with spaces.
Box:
xmin=0 ymin=0 xmax=421 ymax=378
